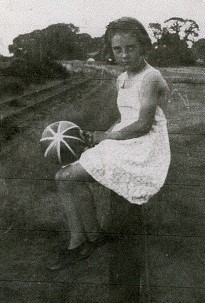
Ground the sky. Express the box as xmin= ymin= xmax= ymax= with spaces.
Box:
xmin=0 ymin=0 xmax=205 ymax=56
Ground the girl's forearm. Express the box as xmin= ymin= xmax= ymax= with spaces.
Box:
xmin=92 ymin=121 xmax=152 ymax=145
xmin=106 ymin=118 xmax=121 ymax=132
xmin=106 ymin=121 xmax=151 ymax=140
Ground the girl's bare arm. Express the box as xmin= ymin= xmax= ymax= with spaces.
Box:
xmin=107 ymin=73 xmax=163 ymax=140
xmin=93 ymin=72 xmax=166 ymax=143
xmin=105 ymin=118 xmax=121 ymax=132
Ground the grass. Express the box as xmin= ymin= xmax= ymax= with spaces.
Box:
xmin=0 ymin=64 xmax=204 ymax=229
xmin=0 ymin=64 xmax=204 ymax=303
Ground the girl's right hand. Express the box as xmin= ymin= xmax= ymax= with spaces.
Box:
xmin=81 ymin=130 xmax=94 ymax=148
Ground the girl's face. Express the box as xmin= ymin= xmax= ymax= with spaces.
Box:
xmin=111 ymin=32 xmax=145 ymax=73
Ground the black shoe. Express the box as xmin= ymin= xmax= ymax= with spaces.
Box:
xmin=47 ymin=241 xmax=98 ymax=271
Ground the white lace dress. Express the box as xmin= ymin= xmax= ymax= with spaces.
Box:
xmin=79 ymin=64 xmax=171 ymax=205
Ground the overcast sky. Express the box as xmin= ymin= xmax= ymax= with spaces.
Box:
xmin=0 ymin=0 xmax=205 ymax=56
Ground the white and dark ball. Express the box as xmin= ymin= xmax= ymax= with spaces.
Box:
xmin=40 ymin=121 xmax=86 ymax=165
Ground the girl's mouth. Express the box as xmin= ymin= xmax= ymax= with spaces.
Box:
xmin=121 ymin=61 xmax=130 ymax=65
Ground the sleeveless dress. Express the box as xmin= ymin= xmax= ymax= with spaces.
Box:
xmin=79 ymin=64 xmax=171 ymax=205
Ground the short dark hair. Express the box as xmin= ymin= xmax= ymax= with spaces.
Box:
xmin=104 ymin=17 xmax=152 ymax=62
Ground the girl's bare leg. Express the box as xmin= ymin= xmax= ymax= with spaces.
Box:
xmin=55 ymin=162 xmax=102 ymax=250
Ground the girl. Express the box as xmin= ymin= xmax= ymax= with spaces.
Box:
xmin=49 ymin=17 xmax=171 ymax=270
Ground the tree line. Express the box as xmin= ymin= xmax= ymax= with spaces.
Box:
xmin=147 ymin=17 xmax=203 ymax=66
xmin=0 ymin=17 xmax=205 ymax=81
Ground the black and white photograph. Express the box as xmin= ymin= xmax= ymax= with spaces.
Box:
xmin=0 ymin=0 xmax=205 ymax=302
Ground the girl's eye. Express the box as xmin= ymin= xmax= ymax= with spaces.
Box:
xmin=112 ymin=47 xmax=121 ymax=53
xmin=127 ymin=45 xmax=136 ymax=51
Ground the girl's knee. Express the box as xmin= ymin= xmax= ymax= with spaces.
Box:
xmin=55 ymin=167 xmax=72 ymax=181
xmin=55 ymin=164 xmax=81 ymax=182
xmin=55 ymin=169 xmax=64 ymax=181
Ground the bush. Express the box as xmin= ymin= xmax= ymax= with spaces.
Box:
xmin=147 ymin=45 xmax=196 ymax=67
xmin=0 ymin=75 xmax=26 ymax=96
xmin=0 ymin=118 xmax=20 ymax=145
xmin=1 ymin=58 xmax=70 ymax=84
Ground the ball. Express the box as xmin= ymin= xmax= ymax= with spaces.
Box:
xmin=40 ymin=121 xmax=86 ymax=165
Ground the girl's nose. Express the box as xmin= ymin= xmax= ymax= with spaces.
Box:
xmin=121 ymin=51 xmax=128 ymax=58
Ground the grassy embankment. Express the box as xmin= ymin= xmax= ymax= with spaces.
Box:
xmin=0 ymin=62 xmax=204 ymax=235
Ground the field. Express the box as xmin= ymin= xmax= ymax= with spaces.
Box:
xmin=0 ymin=64 xmax=205 ymax=302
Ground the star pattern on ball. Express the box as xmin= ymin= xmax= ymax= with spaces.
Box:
xmin=40 ymin=121 xmax=84 ymax=164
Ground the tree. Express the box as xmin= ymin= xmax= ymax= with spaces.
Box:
xmin=148 ymin=23 xmax=163 ymax=43
xmin=192 ymin=38 xmax=205 ymax=63
xmin=164 ymin=17 xmax=185 ymax=35
xmin=6 ymin=24 xmax=86 ymax=80
xmin=183 ymin=19 xmax=200 ymax=44
xmin=6 ymin=22 xmax=107 ymax=80
xmin=8 ymin=23 xmax=83 ymax=62
xmin=164 ymin=17 xmax=199 ymax=46
xmin=148 ymin=20 xmax=196 ymax=66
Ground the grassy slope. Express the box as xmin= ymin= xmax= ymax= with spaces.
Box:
xmin=0 ymin=66 xmax=204 ymax=303
xmin=0 ymin=65 xmax=204 ymax=233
